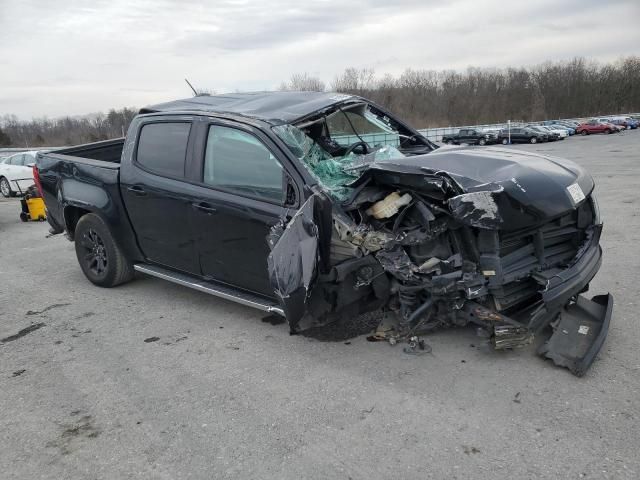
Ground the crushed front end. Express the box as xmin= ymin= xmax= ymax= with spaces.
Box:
xmin=268 ymin=106 xmax=612 ymax=376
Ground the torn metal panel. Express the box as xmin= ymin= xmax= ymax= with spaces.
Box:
xmin=267 ymin=195 xmax=319 ymax=329
xmin=448 ymin=191 xmax=503 ymax=229
xmin=375 ymin=247 xmax=420 ymax=282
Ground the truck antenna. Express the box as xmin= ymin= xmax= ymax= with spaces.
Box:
xmin=185 ymin=78 xmax=198 ymax=96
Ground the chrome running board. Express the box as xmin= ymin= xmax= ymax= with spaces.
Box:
xmin=134 ymin=264 xmax=284 ymax=316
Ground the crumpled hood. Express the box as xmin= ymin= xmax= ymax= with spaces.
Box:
xmin=366 ymin=146 xmax=595 ymax=230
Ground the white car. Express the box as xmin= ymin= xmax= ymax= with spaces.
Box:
xmin=0 ymin=151 xmax=38 ymax=197
xmin=541 ymin=126 xmax=568 ymax=139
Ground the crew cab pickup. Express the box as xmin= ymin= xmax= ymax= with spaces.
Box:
xmin=441 ymin=128 xmax=497 ymax=146
xmin=36 ymin=91 xmax=613 ymax=375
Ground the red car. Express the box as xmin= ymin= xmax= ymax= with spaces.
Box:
xmin=576 ymin=120 xmax=620 ymax=135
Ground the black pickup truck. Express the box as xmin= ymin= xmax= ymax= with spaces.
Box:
xmin=441 ymin=128 xmax=497 ymax=146
xmin=36 ymin=91 xmax=612 ymax=375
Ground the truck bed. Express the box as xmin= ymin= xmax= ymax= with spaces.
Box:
xmin=54 ymin=138 xmax=125 ymax=164
xmin=36 ymin=137 xmax=128 ymax=237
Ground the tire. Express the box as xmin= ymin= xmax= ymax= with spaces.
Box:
xmin=530 ymin=137 xmax=538 ymax=144
xmin=446 ymin=139 xmax=454 ymax=145
xmin=605 ymin=129 xmax=611 ymax=134
xmin=580 ymin=130 xmax=588 ymax=136
xmin=74 ymin=213 xmax=134 ymax=287
xmin=0 ymin=177 xmax=12 ymax=198
xmin=501 ymin=138 xmax=508 ymax=145
xmin=478 ymin=138 xmax=486 ymax=146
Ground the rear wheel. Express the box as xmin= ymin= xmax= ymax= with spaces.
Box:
xmin=580 ymin=130 xmax=588 ymax=136
xmin=478 ymin=138 xmax=487 ymax=146
xmin=501 ymin=138 xmax=509 ymax=145
xmin=0 ymin=177 xmax=13 ymax=198
xmin=605 ymin=128 xmax=611 ymax=134
xmin=446 ymin=139 xmax=454 ymax=145
xmin=74 ymin=213 xmax=134 ymax=287
xmin=530 ymin=137 xmax=538 ymax=144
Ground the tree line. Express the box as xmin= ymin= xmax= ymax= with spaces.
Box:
xmin=2 ymin=56 xmax=639 ymax=147
xmin=281 ymin=57 xmax=640 ymax=128
xmin=0 ymin=108 xmax=138 ymax=148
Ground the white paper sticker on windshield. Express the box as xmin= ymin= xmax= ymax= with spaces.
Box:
xmin=578 ymin=325 xmax=590 ymax=335
xmin=567 ymin=183 xmax=585 ymax=205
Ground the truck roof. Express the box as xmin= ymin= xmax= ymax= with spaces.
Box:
xmin=140 ymin=91 xmax=359 ymax=125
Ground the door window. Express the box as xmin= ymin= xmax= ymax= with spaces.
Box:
xmin=136 ymin=122 xmax=191 ymax=178
xmin=203 ymin=126 xmax=284 ymax=203
xmin=9 ymin=154 xmax=24 ymax=165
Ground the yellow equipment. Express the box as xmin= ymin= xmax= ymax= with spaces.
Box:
xmin=14 ymin=179 xmax=46 ymax=222
xmin=21 ymin=197 xmax=46 ymax=222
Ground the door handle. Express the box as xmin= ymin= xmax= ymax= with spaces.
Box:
xmin=192 ymin=202 xmax=217 ymax=214
xmin=127 ymin=185 xmax=147 ymax=196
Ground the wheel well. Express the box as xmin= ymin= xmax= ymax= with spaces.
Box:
xmin=64 ymin=206 xmax=92 ymax=239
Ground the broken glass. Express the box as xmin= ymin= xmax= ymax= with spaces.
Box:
xmin=273 ymin=124 xmax=405 ymax=201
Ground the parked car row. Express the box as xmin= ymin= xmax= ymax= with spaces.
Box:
xmin=440 ymin=128 xmax=498 ymax=145
xmin=440 ymin=114 xmax=638 ymax=146
xmin=0 ymin=151 xmax=39 ymax=197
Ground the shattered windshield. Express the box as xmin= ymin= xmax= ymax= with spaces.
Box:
xmin=273 ymin=106 xmax=407 ymax=201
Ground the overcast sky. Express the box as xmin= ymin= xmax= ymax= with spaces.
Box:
xmin=1 ymin=0 xmax=639 ymax=119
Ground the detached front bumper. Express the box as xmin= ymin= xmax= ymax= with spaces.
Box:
xmin=485 ymin=224 xmax=613 ymax=376
xmin=539 ymin=293 xmax=613 ymax=376
xmin=534 ymin=224 xmax=613 ymax=375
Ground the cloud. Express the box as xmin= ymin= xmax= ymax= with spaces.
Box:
xmin=0 ymin=0 xmax=638 ymax=118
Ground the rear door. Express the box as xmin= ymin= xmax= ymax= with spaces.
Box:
xmin=589 ymin=121 xmax=602 ymax=133
xmin=510 ymin=128 xmax=523 ymax=142
xmin=120 ymin=117 xmax=201 ymax=274
xmin=189 ymin=119 xmax=301 ymax=297
xmin=465 ymin=129 xmax=476 ymax=143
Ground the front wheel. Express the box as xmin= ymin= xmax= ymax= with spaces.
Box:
xmin=501 ymin=138 xmax=509 ymax=145
xmin=530 ymin=137 xmax=538 ymax=144
xmin=605 ymin=129 xmax=611 ymax=134
xmin=0 ymin=177 xmax=13 ymax=198
xmin=446 ymin=139 xmax=454 ymax=145
xmin=580 ymin=130 xmax=588 ymax=136
xmin=74 ymin=213 xmax=134 ymax=287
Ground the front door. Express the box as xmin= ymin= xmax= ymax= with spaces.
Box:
xmin=191 ymin=122 xmax=295 ymax=297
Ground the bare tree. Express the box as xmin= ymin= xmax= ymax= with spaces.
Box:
xmin=279 ymin=72 xmax=326 ymax=92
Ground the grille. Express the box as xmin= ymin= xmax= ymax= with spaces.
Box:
xmin=500 ymin=216 xmax=583 ymax=284
xmin=492 ymin=199 xmax=593 ymax=311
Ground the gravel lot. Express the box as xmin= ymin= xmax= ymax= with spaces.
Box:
xmin=1 ymin=131 xmax=639 ymax=479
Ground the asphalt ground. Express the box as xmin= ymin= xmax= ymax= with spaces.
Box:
xmin=1 ymin=129 xmax=639 ymax=479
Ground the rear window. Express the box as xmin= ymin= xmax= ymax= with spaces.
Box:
xmin=136 ymin=122 xmax=191 ymax=178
